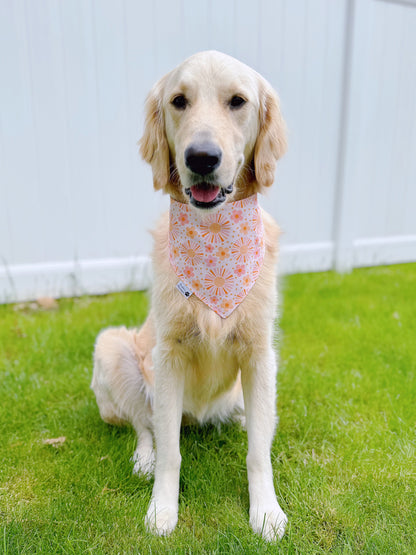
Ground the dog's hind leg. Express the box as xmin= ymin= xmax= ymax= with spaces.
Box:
xmin=91 ymin=322 xmax=156 ymax=477
xmin=131 ymin=426 xmax=155 ymax=477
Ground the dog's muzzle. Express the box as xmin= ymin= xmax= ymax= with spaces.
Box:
xmin=184 ymin=142 xmax=233 ymax=209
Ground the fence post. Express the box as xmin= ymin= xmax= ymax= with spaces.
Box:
xmin=333 ymin=0 xmax=356 ymax=273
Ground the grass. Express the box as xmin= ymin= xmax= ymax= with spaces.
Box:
xmin=1 ymin=263 xmax=415 ymax=554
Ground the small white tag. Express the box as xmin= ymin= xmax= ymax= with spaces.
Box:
xmin=176 ymin=281 xmax=193 ymax=299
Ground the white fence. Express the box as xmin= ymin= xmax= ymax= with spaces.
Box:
xmin=1 ymin=0 xmax=416 ymax=303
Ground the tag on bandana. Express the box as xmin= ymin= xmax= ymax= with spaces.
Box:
xmin=176 ymin=281 xmax=193 ymax=299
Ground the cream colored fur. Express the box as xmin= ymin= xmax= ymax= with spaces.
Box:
xmin=91 ymin=51 xmax=288 ymax=541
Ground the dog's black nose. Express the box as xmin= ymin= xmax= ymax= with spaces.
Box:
xmin=185 ymin=143 xmax=222 ymax=176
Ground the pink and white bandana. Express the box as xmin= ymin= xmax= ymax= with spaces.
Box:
xmin=169 ymin=194 xmax=265 ymax=318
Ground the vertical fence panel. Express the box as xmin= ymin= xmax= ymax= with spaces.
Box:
xmin=24 ymin=0 xmax=75 ymax=262
xmin=338 ymin=0 xmax=416 ymax=269
xmin=58 ymin=0 xmax=104 ymax=260
xmin=0 ymin=0 xmax=44 ymax=265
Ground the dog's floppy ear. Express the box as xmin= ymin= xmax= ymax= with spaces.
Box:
xmin=139 ymin=80 xmax=170 ymax=191
xmin=253 ymin=83 xmax=287 ymax=188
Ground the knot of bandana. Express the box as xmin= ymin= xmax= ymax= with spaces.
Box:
xmin=169 ymin=194 xmax=265 ymax=318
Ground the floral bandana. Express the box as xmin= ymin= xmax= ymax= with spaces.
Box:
xmin=169 ymin=194 xmax=265 ymax=318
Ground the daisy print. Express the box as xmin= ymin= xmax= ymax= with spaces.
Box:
xmin=191 ymin=278 xmax=202 ymax=291
xmin=180 ymin=240 xmax=203 ymax=265
xmin=243 ymin=274 xmax=251 ymax=288
xmin=221 ymin=299 xmax=234 ymax=313
xmin=216 ymin=246 xmax=229 ymax=260
xmin=206 ymin=256 xmax=217 ymax=268
xmin=231 ymin=236 xmax=254 ymax=263
xmin=205 ymin=267 xmax=234 ymax=296
xmin=182 ymin=266 xmax=194 ymax=279
xmin=178 ymin=212 xmax=189 ymax=225
xmin=171 ymin=244 xmax=180 ymax=258
xmin=200 ymin=213 xmax=231 ymax=244
xmin=240 ymin=222 xmax=250 ymax=234
xmin=186 ymin=226 xmax=198 ymax=239
xmin=230 ymin=209 xmax=243 ymax=223
xmin=235 ymin=264 xmax=246 ymax=276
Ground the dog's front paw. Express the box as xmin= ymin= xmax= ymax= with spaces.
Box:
xmin=145 ymin=498 xmax=178 ymax=536
xmin=250 ymin=504 xmax=287 ymax=541
xmin=132 ymin=446 xmax=155 ymax=479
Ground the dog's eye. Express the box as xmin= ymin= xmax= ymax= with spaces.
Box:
xmin=229 ymin=95 xmax=246 ymax=109
xmin=171 ymin=95 xmax=188 ymax=110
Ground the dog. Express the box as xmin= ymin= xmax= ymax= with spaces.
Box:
xmin=91 ymin=50 xmax=288 ymax=541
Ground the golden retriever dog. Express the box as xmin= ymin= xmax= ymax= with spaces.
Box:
xmin=91 ymin=51 xmax=287 ymax=541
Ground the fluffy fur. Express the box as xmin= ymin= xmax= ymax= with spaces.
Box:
xmin=91 ymin=51 xmax=288 ymax=541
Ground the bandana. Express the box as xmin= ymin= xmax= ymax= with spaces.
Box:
xmin=169 ymin=194 xmax=265 ymax=318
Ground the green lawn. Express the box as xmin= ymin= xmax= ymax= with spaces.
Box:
xmin=1 ymin=264 xmax=415 ymax=554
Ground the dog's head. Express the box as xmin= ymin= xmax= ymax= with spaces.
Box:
xmin=140 ymin=51 xmax=287 ymax=210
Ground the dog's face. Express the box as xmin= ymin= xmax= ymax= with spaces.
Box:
xmin=140 ymin=51 xmax=287 ymax=210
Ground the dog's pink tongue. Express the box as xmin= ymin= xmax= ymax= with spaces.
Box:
xmin=191 ymin=184 xmax=220 ymax=203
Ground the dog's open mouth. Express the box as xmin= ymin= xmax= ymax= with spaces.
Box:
xmin=185 ymin=183 xmax=233 ymax=209
xmin=191 ymin=183 xmax=220 ymax=204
